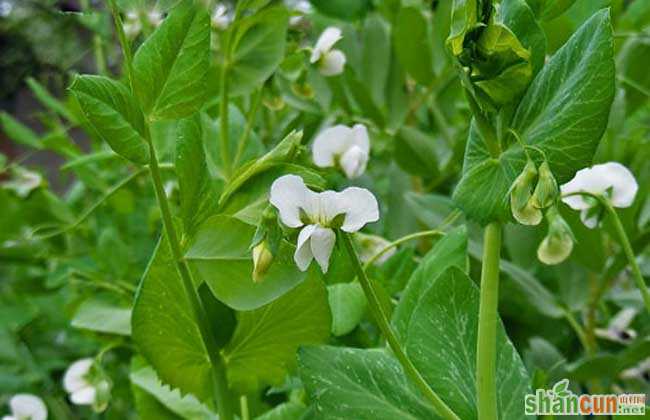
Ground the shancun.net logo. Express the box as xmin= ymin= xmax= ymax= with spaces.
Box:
xmin=525 ymin=379 xmax=646 ymax=416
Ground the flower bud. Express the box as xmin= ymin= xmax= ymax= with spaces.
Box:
xmin=252 ymin=241 xmax=274 ymax=282
xmin=537 ymin=207 xmax=574 ymax=265
xmin=510 ymin=160 xmax=542 ymax=225
xmin=532 ymin=161 xmax=558 ymax=210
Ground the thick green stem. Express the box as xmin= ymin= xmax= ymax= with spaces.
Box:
xmin=476 ymin=222 xmax=501 ymax=420
xmin=233 ymin=88 xmax=263 ymax=168
xmin=147 ymin=141 xmax=234 ymax=420
xmin=341 ymin=233 xmax=460 ymax=420
xmin=604 ymin=200 xmax=650 ymax=313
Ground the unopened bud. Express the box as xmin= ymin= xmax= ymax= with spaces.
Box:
xmin=510 ymin=160 xmax=542 ymax=225
xmin=252 ymin=241 xmax=274 ymax=282
xmin=532 ymin=161 xmax=558 ymax=210
xmin=537 ymin=207 xmax=574 ymax=265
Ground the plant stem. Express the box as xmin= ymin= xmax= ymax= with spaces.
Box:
xmin=603 ymin=200 xmax=650 ymax=313
xmin=476 ymin=222 xmax=501 ymax=420
xmin=340 ymin=233 xmax=460 ymax=420
xmin=240 ymin=395 xmax=250 ymax=420
xmin=233 ymin=88 xmax=263 ymax=168
xmin=563 ymin=309 xmax=593 ymax=355
xmin=463 ymin=89 xmax=500 ymax=158
xmin=107 ymin=0 xmax=134 ymax=88
xmin=80 ymin=0 xmax=107 ymax=75
xmin=147 ymin=140 xmax=234 ymax=420
xmin=219 ymin=33 xmax=233 ymax=178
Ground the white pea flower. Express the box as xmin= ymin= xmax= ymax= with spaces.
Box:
xmin=2 ymin=167 xmax=42 ymax=198
xmin=621 ymin=357 xmax=650 ymax=381
xmin=312 ymin=124 xmax=370 ymax=179
xmin=561 ymin=162 xmax=638 ymax=229
xmin=269 ymin=174 xmax=379 ymax=273
xmin=285 ymin=0 xmax=312 ymax=26
xmin=124 ymin=10 xmax=142 ymax=38
xmin=211 ymin=4 xmax=231 ymax=30
xmin=147 ymin=9 xmax=163 ymax=27
xmin=2 ymin=394 xmax=47 ymax=420
xmin=63 ymin=358 xmax=110 ymax=411
xmin=310 ymin=27 xmax=346 ymax=76
xmin=595 ymin=307 xmax=637 ymax=344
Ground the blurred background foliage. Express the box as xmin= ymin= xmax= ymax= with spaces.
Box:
xmin=1 ymin=0 xmax=650 ymax=418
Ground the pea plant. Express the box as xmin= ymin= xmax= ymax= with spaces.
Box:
xmin=2 ymin=0 xmax=650 ymax=419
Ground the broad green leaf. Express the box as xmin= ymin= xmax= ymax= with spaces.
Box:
xmin=327 ymin=282 xmax=366 ymax=337
xmin=223 ymin=273 xmax=330 ymax=391
xmin=256 ymin=402 xmax=307 ymax=420
xmin=132 ymin=383 xmax=181 ymax=420
xmin=176 ymin=115 xmax=219 ymax=237
xmin=510 ymin=9 xmax=614 ymax=181
xmin=360 ymin=14 xmax=391 ymax=110
xmin=219 ymin=130 xmax=302 ymax=207
xmin=0 ymin=112 xmax=40 ymax=149
xmin=309 ymin=0 xmax=371 ymax=20
xmin=204 ymin=106 xmax=264 ymax=179
xmin=454 ymin=10 xmax=615 ymax=224
xmin=403 ymin=266 xmax=532 ymax=419
xmin=392 ymin=226 xmax=468 ymax=338
xmin=618 ymin=37 xmax=650 ymax=114
xmin=69 ymin=75 xmax=150 ymax=164
xmin=132 ymin=231 xmax=211 ymax=401
xmin=298 ymin=346 xmax=439 ymax=419
xmin=527 ymin=0 xmax=577 ymax=20
xmin=447 ymin=0 xmax=480 ymax=56
xmin=393 ymin=6 xmax=435 ymax=85
xmin=71 ymin=297 xmax=131 ymax=336
xmin=185 ymin=215 xmax=308 ymax=310
xmin=394 ymin=126 xmax=440 ymax=177
xmin=228 ymin=7 xmax=289 ymax=97
xmin=130 ymin=358 xmax=217 ymax=419
xmin=132 ymin=1 xmax=210 ymax=120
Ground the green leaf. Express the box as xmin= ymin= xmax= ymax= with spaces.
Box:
xmin=132 ymin=231 xmax=211 ymax=401
xmin=360 ymin=14 xmax=391 ymax=110
xmin=176 ymin=114 xmax=219 ymax=237
xmin=71 ymin=297 xmax=131 ymax=336
xmin=392 ymin=226 xmax=468 ymax=338
xmin=527 ymin=0 xmax=577 ymax=20
xmin=223 ymin=273 xmax=330 ymax=391
xmin=130 ymin=358 xmax=217 ymax=419
xmin=453 ymin=10 xmax=615 ymax=224
xmin=26 ymin=77 xmax=76 ymax=123
xmin=256 ymin=402 xmax=307 ymax=420
xmin=185 ymin=215 xmax=308 ymax=310
xmin=510 ymin=9 xmax=614 ymax=182
xmin=228 ymin=7 xmax=289 ymax=97
xmin=447 ymin=0 xmax=480 ymax=56
xmin=327 ymin=282 xmax=366 ymax=337
xmin=394 ymin=126 xmax=440 ymax=177
xmin=0 ymin=112 xmax=40 ymax=149
xmin=69 ymin=75 xmax=150 ymax=164
xmin=309 ymin=0 xmax=371 ymax=20
xmin=132 ymin=1 xmax=210 ymax=120
xmin=402 ymin=266 xmax=532 ymax=419
xmin=298 ymin=346 xmax=439 ymax=419
xmin=393 ymin=6 xmax=435 ymax=85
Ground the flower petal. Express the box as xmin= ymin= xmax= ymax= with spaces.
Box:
xmin=63 ymin=358 xmax=93 ymax=393
xmin=338 ymin=187 xmax=379 ymax=232
xmin=8 ymin=397 xmax=43 ymax=420
xmin=310 ymin=27 xmax=342 ymax=62
xmin=339 ymin=145 xmax=368 ymax=179
xmin=312 ymin=125 xmax=353 ymax=168
xmin=270 ymin=175 xmax=312 ymax=228
xmin=579 ymin=209 xmax=599 ymax=229
xmin=597 ymin=162 xmax=638 ymax=208
xmin=309 ymin=226 xmax=336 ymax=273
xmin=350 ymin=124 xmax=370 ymax=154
xmin=9 ymin=394 xmax=47 ymax=420
xmin=294 ymin=225 xmax=316 ymax=271
xmin=561 ymin=162 xmax=638 ymax=209
xmin=319 ymin=49 xmax=346 ymax=76
xmin=70 ymin=386 xmax=97 ymax=406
